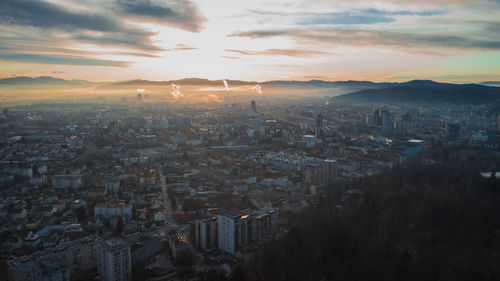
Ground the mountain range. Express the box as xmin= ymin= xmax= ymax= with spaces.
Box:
xmin=1 ymin=76 xmax=499 ymax=105
xmin=0 ymin=76 xmax=89 ymax=85
xmin=331 ymin=80 xmax=500 ymax=105
xmin=0 ymin=76 xmax=394 ymax=88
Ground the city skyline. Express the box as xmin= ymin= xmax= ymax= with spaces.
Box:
xmin=0 ymin=0 xmax=499 ymax=83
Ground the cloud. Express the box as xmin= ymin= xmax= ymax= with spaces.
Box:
xmin=432 ymin=74 xmax=500 ymax=80
xmin=230 ymin=30 xmax=288 ymax=39
xmin=117 ymin=52 xmax=160 ymax=58
xmin=170 ymin=44 xmax=197 ymax=51
xmin=226 ymin=48 xmax=331 ymax=57
xmin=73 ymin=30 xmax=164 ymax=52
xmin=0 ymin=0 xmax=124 ymax=32
xmin=0 ymin=53 xmax=128 ymax=67
xmin=389 ymin=76 xmax=419 ymax=80
xmin=221 ymin=56 xmax=241 ymax=60
xmin=250 ymin=8 xmax=444 ymax=26
xmin=298 ymin=13 xmax=394 ymax=25
xmin=0 ymin=0 xmax=206 ymax=66
xmin=229 ymin=26 xmax=500 ymax=51
xmin=114 ymin=0 xmax=206 ymax=32
xmin=0 ymin=0 xmax=206 ymax=33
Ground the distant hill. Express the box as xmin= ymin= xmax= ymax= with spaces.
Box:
xmin=108 ymin=78 xmax=255 ymax=86
xmin=261 ymin=80 xmax=394 ymax=88
xmin=109 ymin=78 xmax=391 ymax=87
xmin=480 ymin=81 xmax=500 ymax=87
xmin=0 ymin=76 xmax=90 ymax=85
xmin=2 ymin=77 xmax=499 ymax=103
xmin=331 ymin=80 xmax=500 ymax=105
xmin=0 ymin=76 xmax=393 ymax=88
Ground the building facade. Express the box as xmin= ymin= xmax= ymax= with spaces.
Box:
xmin=98 ymin=238 xmax=131 ymax=281
xmin=217 ymin=208 xmax=278 ymax=255
xmin=7 ymin=235 xmax=103 ymax=281
xmin=194 ymin=216 xmax=217 ymax=251
xmin=52 ymin=175 xmax=82 ymax=189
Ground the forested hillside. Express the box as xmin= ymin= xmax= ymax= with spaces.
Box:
xmin=240 ymin=162 xmax=500 ymax=281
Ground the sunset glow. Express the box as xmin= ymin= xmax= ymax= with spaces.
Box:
xmin=0 ymin=0 xmax=499 ymax=83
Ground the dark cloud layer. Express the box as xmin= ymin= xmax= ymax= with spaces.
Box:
xmin=250 ymin=8 xmax=444 ymax=26
xmin=0 ymin=0 xmax=124 ymax=32
xmin=73 ymin=31 xmax=164 ymax=52
xmin=0 ymin=53 xmax=128 ymax=67
xmin=116 ymin=0 xmax=206 ymax=32
xmin=230 ymin=24 xmax=500 ymax=51
xmin=0 ymin=0 xmax=205 ymax=66
xmin=0 ymin=0 xmax=205 ymax=33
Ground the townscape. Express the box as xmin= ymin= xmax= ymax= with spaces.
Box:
xmin=1 ymin=90 xmax=499 ymax=280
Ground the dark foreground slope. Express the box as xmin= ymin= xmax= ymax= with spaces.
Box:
xmin=234 ymin=162 xmax=500 ymax=281
xmin=332 ymin=80 xmax=500 ymax=105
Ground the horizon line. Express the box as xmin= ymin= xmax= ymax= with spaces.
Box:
xmin=2 ymin=75 xmax=500 ymax=85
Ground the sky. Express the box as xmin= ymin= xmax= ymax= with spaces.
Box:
xmin=0 ymin=0 xmax=499 ymax=82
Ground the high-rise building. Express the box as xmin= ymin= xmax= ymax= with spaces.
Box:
xmin=255 ymin=208 xmax=279 ymax=241
xmin=381 ymin=110 xmax=393 ymax=136
xmin=217 ymin=208 xmax=278 ymax=255
xmin=315 ymin=114 xmax=323 ymax=137
xmin=217 ymin=212 xmax=241 ymax=255
xmin=304 ymin=159 xmax=337 ymax=185
xmin=447 ymin=122 xmax=460 ymax=142
xmin=217 ymin=211 xmax=258 ymax=255
xmin=194 ymin=215 xmax=217 ymax=251
xmin=373 ymin=109 xmax=382 ymax=126
xmin=397 ymin=113 xmax=415 ymax=136
xmin=98 ymin=238 xmax=131 ymax=281
xmin=250 ymin=100 xmax=257 ymax=113
xmin=315 ymin=114 xmax=323 ymax=128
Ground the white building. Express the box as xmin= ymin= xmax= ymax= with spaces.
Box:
xmin=52 ymin=175 xmax=82 ymax=189
xmin=217 ymin=213 xmax=240 ymax=255
xmin=104 ymin=179 xmax=120 ymax=193
xmin=94 ymin=204 xmax=132 ymax=219
xmin=98 ymin=238 xmax=131 ymax=281
xmin=302 ymin=135 xmax=317 ymax=148
xmin=153 ymin=211 xmax=166 ymax=222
